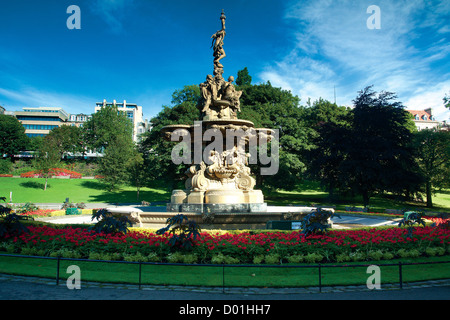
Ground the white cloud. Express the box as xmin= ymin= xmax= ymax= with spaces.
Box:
xmin=259 ymin=0 xmax=450 ymax=120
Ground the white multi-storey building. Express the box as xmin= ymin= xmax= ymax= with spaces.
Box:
xmin=95 ymin=99 xmax=146 ymax=142
xmin=14 ymin=106 xmax=70 ymax=137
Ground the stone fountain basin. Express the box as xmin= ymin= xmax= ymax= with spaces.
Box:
xmin=104 ymin=205 xmax=331 ymax=230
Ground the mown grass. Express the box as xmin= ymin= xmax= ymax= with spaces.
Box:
xmin=1 ymin=177 xmax=448 ymax=213
xmin=264 ymin=180 xmax=450 ymax=213
xmin=0 ymin=254 xmax=448 ymax=287
xmin=0 ymin=177 xmax=170 ymax=204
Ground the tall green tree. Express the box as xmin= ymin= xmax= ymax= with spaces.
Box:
xmin=0 ymin=114 xmax=29 ymax=157
xmin=46 ymin=125 xmax=84 ymax=156
xmin=239 ymin=81 xmax=314 ymax=189
xmin=413 ymin=129 xmax=450 ymax=207
xmin=83 ymin=104 xmax=133 ymax=152
xmin=345 ymin=87 xmax=422 ymax=206
xmin=305 ymin=98 xmax=352 ymax=197
xmin=28 ymin=136 xmax=44 ymax=152
xmin=83 ymin=104 xmax=134 ymax=190
xmin=126 ymin=148 xmax=146 ymax=201
xmin=97 ymin=135 xmax=134 ymax=191
xmin=236 ymin=67 xmax=252 ymax=86
xmin=34 ymin=135 xmax=61 ymax=190
xmin=308 ymin=86 xmax=422 ymax=207
xmin=303 ymin=98 xmax=351 ymax=128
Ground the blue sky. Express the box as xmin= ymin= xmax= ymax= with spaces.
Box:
xmin=0 ymin=0 xmax=449 ymax=121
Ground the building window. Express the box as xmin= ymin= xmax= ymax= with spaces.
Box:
xmin=26 ymin=133 xmax=47 ymax=138
xmin=423 ymin=115 xmax=427 ymax=120
xmin=17 ymin=116 xmax=62 ymax=122
xmin=415 ymin=115 xmax=420 ymax=120
xmin=23 ymin=124 xmax=59 ymax=130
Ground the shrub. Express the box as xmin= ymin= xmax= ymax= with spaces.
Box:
xmin=264 ymin=253 xmax=280 ymax=264
xmin=397 ymin=248 xmax=421 ymax=258
xmin=304 ymin=252 xmax=324 ymax=263
xmin=90 ymin=209 xmax=132 ymax=235
xmin=349 ymin=251 xmax=366 ymax=262
xmin=211 ymin=253 xmax=240 ymax=264
xmin=110 ymin=252 xmax=123 ymax=261
xmin=20 ymin=247 xmax=35 ymax=255
xmin=425 ymin=247 xmax=446 ymax=257
xmin=253 ymin=255 xmax=265 ymax=264
xmin=336 ymin=252 xmax=351 ymax=263
xmin=88 ymin=252 xmax=103 ymax=260
xmin=49 ymin=251 xmax=61 ymax=258
xmin=166 ymin=252 xmax=185 ymax=263
xmin=368 ymin=250 xmax=384 ymax=261
xmin=286 ymin=254 xmax=304 ymax=263
xmin=147 ymin=252 xmax=160 ymax=262
xmin=61 ymin=249 xmax=82 ymax=259
xmin=124 ymin=252 xmax=148 ymax=262
xmin=156 ymin=214 xmax=201 ymax=250
xmin=0 ymin=159 xmax=12 ymax=174
xmin=182 ymin=253 xmax=199 ymax=264
xmin=0 ymin=198 xmax=29 ymax=239
xmin=382 ymin=251 xmax=395 ymax=260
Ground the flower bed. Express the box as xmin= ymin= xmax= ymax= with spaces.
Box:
xmin=1 ymin=224 xmax=449 ymax=264
xmin=19 ymin=209 xmax=56 ymax=217
xmin=18 ymin=209 xmax=94 ymax=218
xmin=20 ymin=168 xmax=82 ymax=179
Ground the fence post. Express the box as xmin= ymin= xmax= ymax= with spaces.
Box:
xmin=398 ymin=262 xmax=403 ymax=289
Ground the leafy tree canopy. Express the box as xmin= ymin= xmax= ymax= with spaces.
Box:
xmin=236 ymin=67 xmax=252 ymax=86
xmin=0 ymin=114 xmax=29 ymax=156
xmin=83 ymin=104 xmax=133 ymax=152
xmin=412 ymin=129 xmax=450 ymax=207
xmin=308 ymin=86 xmax=422 ymax=207
xmin=46 ymin=125 xmax=84 ymax=155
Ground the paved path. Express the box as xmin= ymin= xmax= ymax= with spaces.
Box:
xmin=331 ymin=214 xmax=400 ymax=228
xmin=36 ymin=204 xmax=401 ymax=228
xmin=42 ymin=213 xmax=401 ymax=228
xmin=0 ymin=274 xmax=449 ymax=300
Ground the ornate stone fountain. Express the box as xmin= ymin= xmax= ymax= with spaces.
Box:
xmin=161 ymin=10 xmax=273 ymax=215
xmin=106 ymin=11 xmax=328 ymax=229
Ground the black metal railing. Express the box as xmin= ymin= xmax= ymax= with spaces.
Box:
xmin=0 ymin=253 xmax=449 ymax=293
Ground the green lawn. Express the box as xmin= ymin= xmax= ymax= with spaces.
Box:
xmin=0 ymin=177 xmax=449 ymax=213
xmin=0 ymin=254 xmax=448 ymax=287
xmin=0 ymin=177 xmax=170 ymax=204
xmin=264 ymin=181 xmax=450 ymax=213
